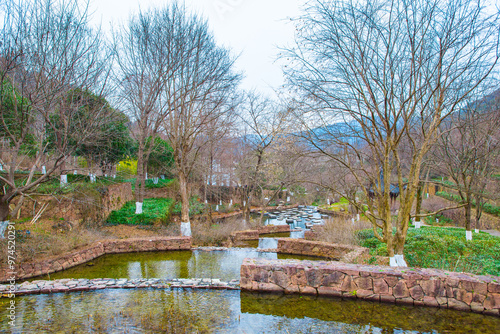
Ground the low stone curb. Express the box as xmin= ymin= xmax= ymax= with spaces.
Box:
xmin=0 ymin=237 xmax=192 ymax=283
xmin=240 ymin=258 xmax=500 ymax=317
xmin=0 ymin=278 xmax=240 ymax=297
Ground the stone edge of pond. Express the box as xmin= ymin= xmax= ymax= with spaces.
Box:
xmin=0 ymin=237 xmax=192 ymax=284
xmin=240 ymin=258 xmax=500 ymax=317
xmin=0 ymin=278 xmax=241 ymax=297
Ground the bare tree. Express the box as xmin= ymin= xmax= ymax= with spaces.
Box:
xmin=431 ymin=95 xmax=500 ymax=239
xmin=0 ymin=0 xmax=111 ymax=233
xmin=114 ymin=8 xmax=169 ymax=214
xmin=284 ymin=0 xmax=499 ymax=266
xmin=156 ymin=3 xmax=241 ymax=236
xmin=233 ymin=92 xmax=293 ymax=222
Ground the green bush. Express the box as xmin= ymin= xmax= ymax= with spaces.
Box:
xmin=106 ymin=198 xmax=175 ymax=226
xmin=145 ymin=178 xmax=174 ymax=189
xmin=357 ymin=226 xmax=500 ymax=276
xmin=117 ymin=159 xmax=138 ymax=177
xmin=172 ymin=197 xmax=207 ymax=217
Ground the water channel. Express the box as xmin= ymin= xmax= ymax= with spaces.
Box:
xmin=2 ymin=288 xmax=499 ymax=333
xmin=3 ymin=206 xmax=500 ymax=333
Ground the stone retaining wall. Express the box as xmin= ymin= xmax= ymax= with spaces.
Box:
xmin=0 ymin=237 xmax=191 ymax=283
xmin=231 ymin=225 xmax=291 ymax=242
xmin=231 ymin=230 xmax=259 ymax=241
xmin=240 ymin=258 xmax=500 ymax=316
xmin=277 ymin=238 xmax=369 ymax=261
xmin=258 ymin=225 xmax=290 ymax=234
xmin=102 ymin=183 xmax=134 ymax=218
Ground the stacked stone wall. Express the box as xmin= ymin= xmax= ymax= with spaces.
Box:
xmin=0 ymin=237 xmax=191 ymax=283
xmin=258 ymin=225 xmax=290 ymax=234
xmin=277 ymin=238 xmax=369 ymax=261
xmin=240 ymin=258 xmax=500 ymax=316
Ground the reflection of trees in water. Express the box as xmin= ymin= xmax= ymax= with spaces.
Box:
xmin=240 ymin=292 xmax=498 ymax=333
xmin=3 ymin=290 xmax=500 ymax=333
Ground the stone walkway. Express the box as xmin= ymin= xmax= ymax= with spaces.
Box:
xmin=0 ymin=278 xmax=240 ymax=297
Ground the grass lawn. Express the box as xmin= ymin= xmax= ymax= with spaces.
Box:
xmin=123 ymin=178 xmax=175 ymax=191
xmin=357 ymin=226 xmax=500 ymax=276
xmin=106 ymin=198 xmax=175 ymax=226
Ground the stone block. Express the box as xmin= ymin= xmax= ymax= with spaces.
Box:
xmin=340 ymin=275 xmax=358 ymax=292
xmin=420 ymin=279 xmax=443 ymax=297
xmin=384 ymin=276 xmax=399 ymax=288
xmin=364 ymin=294 xmax=380 ymax=302
xmin=380 ymin=295 xmax=396 ymax=304
xmin=460 ymin=281 xmax=488 ymax=295
xmin=356 ymin=289 xmax=373 ymax=298
xmin=423 ymin=296 xmax=439 ymax=307
xmin=393 ymin=281 xmax=409 ymax=299
xmin=414 ymin=300 xmax=425 ymax=307
xmin=483 ymin=293 xmax=500 ymax=310
xmin=270 ymin=271 xmax=290 ymax=289
xmin=305 ymin=269 xmax=322 ymax=287
xmin=436 ymin=297 xmax=448 ymax=306
xmin=445 ymin=277 xmax=459 ymax=288
xmin=395 ymin=297 xmax=414 ymax=306
xmin=299 ymin=286 xmax=317 ymax=295
xmin=257 ymin=282 xmax=283 ymax=293
xmin=322 ymin=272 xmax=345 ymax=287
xmin=448 ymin=298 xmax=470 ymax=312
xmin=488 ymin=283 xmax=500 ymax=294
xmin=453 ymin=288 xmax=473 ymax=305
xmin=471 ymin=293 xmax=486 ymax=304
xmin=284 ymin=285 xmax=300 ymax=294
xmin=373 ymin=278 xmax=389 ymax=294
xmin=470 ymin=302 xmax=485 ymax=313
xmin=483 ymin=309 xmax=499 ymax=316
xmin=354 ymin=277 xmax=373 ymax=290
xmin=409 ymin=285 xmax=424 ymax=301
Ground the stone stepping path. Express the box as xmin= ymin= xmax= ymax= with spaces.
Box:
xmin=0 ymin=278 xmax=240 ymax=297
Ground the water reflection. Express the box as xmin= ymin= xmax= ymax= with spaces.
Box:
xmin=33 ymin=250 xmax=315 ymax=281
xmin=1 ymin=289 xmax=498 ymax=333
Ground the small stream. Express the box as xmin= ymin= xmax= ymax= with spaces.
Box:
xmin=2 ymin=289 xmax=499 ymax=333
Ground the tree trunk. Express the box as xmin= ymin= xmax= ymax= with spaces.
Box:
xmin=178 ymin=171 xmax=190 ymax=222
xmin=475 ymin=194 xmax=483 ymax=232
xmin=178 ymin=171 xmax=191 ymax=236
xmin=135 ymin=145 xmax=146 ymax=214
xmin=465 ymin=200 xmax=472 ymax=241
xmin=0 ymin=198 xmax=10 ymax=222
xmin=415 ymin=183 xmax=423 ymax=228
xmin=244 ymin=192 xmax=251 ymax=222
xmin=136 ymin=145 xmax=145 ymax=203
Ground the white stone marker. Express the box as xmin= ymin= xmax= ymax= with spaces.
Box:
xmin=135 ymin=202 xmax=143 ymax=214
xmin=0 ymin=221 xmax=8 ymax=239
xmin=181 ymin=222 xmax=192 ymax=237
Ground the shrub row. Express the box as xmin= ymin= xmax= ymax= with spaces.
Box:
xmin=356 ymin=227 xmax=500 ymax=276
xmin=106 ymin=198 xmax=175 ymax=226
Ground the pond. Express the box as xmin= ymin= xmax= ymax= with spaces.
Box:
xmin=30 ymin=249 xmax=318 ymax=281
xmin=1 ymin=289 xmax=499 ymax=333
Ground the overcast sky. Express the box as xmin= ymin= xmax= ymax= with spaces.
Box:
xmin=89 ymin=0 xmax=308 ymax=98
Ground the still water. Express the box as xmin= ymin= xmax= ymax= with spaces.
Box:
xmin=1 ymin=289 xmax=499 ymax=333
xmin=31 ymin=249 xmax=317 ymax=281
